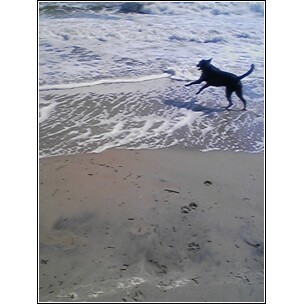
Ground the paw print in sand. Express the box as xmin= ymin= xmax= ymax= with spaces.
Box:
xmin=188 ymin=242 xmax=200 ymax=252
xmin=181 ymin=202 xmax=198 ymax=213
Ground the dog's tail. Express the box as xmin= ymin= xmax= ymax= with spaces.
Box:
xmin=238 ymin=64 xmax=254 ymax=80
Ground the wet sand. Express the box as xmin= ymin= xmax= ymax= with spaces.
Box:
xmin=39 ymin=148 xmax=264 ymax=302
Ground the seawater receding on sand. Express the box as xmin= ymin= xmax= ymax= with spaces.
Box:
xmin=39 ymin=80 xmax=264 ymax=157
xmin=54 ymin=277 xmax=146 ymax=301
xmin=117 ymin=276 xmax=146 ymax=289
xmin=87 ymin=276 xmax=191 ymax=296
xmin=157 ymin=278 xmax=191 ymax=290
xmin=53 ymin=276 xmax=191 ymax=301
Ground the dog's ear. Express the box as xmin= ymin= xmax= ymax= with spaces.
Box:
xmin=207 ymin=58 xmax=212 ymax=63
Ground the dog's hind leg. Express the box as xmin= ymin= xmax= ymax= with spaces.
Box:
xmin=235 ymin=85 xmax=247 ymax=111
xmin=225 ymin=87 xmax=234 ymax=109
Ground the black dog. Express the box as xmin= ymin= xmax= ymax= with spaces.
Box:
xmin=185 ymin=59 xmax=254 ymax=110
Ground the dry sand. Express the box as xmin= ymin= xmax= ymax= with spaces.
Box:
xmin=39 ymin=148 xmax=264 ymax=302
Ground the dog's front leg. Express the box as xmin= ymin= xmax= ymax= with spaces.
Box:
xmin=185 ymin=74 xmax=205 ymax=87
xmin=196 ymin=83 xmax=210 ymax=95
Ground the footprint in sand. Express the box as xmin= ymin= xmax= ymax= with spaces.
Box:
xmin=181 ymin=206 xmax=191 ymax=213
xmin=188 ymin=242 xmax=200 ymax=252
xmin=204 ymin=180 xmax=212 ymax=186
xmin=181 ymin=202 xmax=198 ymax=213
xmin=189 ymin=202 xmax=198 ymax=209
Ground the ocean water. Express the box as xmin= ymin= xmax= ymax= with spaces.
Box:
xmin=39 ymin=1 xmax=264 ymax=158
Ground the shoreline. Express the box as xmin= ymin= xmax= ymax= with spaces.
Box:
xmin=39 ymin=146 xmax=264 ymax=160
xmin=39 ymin=148 xmax=264 ymax=302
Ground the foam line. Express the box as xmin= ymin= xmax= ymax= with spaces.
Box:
xmin=39 ymin=73 xmax=171 ymax=91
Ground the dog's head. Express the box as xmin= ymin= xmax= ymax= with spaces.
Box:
xmin=197 ymin=58 xmax=212 ymax=70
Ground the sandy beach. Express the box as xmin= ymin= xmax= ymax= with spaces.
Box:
xmin=39 ymin=148 xmax=264 ymax=302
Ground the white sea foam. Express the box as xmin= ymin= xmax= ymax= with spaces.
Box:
xmin=39 ymin=2 xmax=264 ymax=87
xmin=39 ymin=102 xmax=57 ymax=123
xmin=39 ymin=73 xmax=171 ymax=91
xmin=164 ymin=67 xmax=198 ymax=81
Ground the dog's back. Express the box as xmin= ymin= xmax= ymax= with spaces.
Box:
xmin=202 ymin=64 xmax=239 ymax=87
